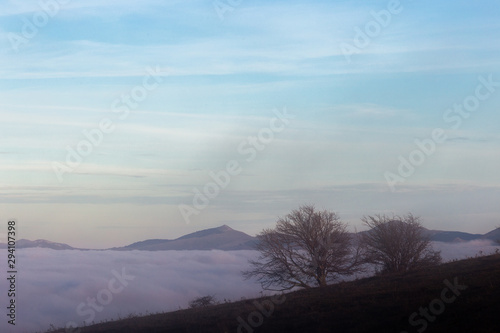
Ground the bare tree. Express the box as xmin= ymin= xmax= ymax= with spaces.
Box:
xmin=188 ymin=295 xmax=218 ymax=308
xmin=361 ymin=214 xmax=441 ymax=274
xmin=243 ymin=205 xmax=363 ymax=291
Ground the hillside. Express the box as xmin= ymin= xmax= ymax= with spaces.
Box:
xmin=49 ymin=253 xmax=500 ymax=333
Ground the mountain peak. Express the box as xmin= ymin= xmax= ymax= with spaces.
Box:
xmin=217 ymin=225 xmax=233 ymax=232
xmin=117 ymin=224 xmax=256 ymax=251
xmin=176 ymin=225 xmax=235 ymax=241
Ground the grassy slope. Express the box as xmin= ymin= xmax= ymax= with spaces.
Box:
xmin=53 ymin=254 xmax=500 ymax=333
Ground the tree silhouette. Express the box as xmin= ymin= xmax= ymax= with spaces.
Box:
xmin=188 ymin=295 xmax=218 ymax=308
xmin=243 ymin=205 xmax=363 ymax=291
xmin=361 ymin=213 xmax=441 ymax=274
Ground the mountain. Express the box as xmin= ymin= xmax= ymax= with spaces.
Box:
xmin=482 ymin=228 xmax=500 ymax=242
xmin=0 ymin=239 xmax=76 ymax=250
xmin=110 ymin=225 xmax=258 ymax=251
xmin=423 ymin=229 xmax=483 ymax=242
xmin=0 ymin=225 xmax=257 ymax=251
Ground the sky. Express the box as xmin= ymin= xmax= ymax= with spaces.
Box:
xmin=1 ymin=243 xmax=498 ymax=333
xmin=0 ymin=0 xmax=500 ymax=248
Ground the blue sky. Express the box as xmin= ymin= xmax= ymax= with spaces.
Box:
xmin=0 ymin=0 xmax=499 ymax=248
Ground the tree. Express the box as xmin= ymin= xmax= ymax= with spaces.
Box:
xmin=361 ymin=213 xmax=441 ymax=274
xmin=188 ymin=295 xmax=218 ymax=308
xmin=243 ymin=205 xmax=363 ymax=291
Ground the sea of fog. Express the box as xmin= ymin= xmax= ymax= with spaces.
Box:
xmin=0 ymin=241 xmax=498 ymax=333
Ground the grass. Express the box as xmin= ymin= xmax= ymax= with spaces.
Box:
xmin=47 ymin=253 xmax=500 ymax=333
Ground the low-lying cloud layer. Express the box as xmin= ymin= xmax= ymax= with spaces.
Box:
xmin=433 ymin=239 xmax=499 ymax=262
xmin=1 ymin=241 xmax=498 ymax=333
xmin=1 ymin=249 xmax=262 ymax=333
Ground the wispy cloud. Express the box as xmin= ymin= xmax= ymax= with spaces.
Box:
xmin=1 ymin=0 xmax=499 ymax=249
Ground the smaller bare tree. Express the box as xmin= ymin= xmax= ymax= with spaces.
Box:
xmin=361 ymin=213 xmax=441 ymax=274
xmin=188 ymin=295 xmax=218 ymax=308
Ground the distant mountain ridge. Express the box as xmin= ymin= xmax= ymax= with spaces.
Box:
xmin=0 ymin=239 xmax=78 ymax=250
xmin=482 ymin=227 xmax=500 ymax=240
xmin=111 ymin=225 xmax=257 ymax=251
xmin=423 ymin=229 xmax=485 ymax=242
xmin=1 ymin=225 xmax=498 ymax=251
